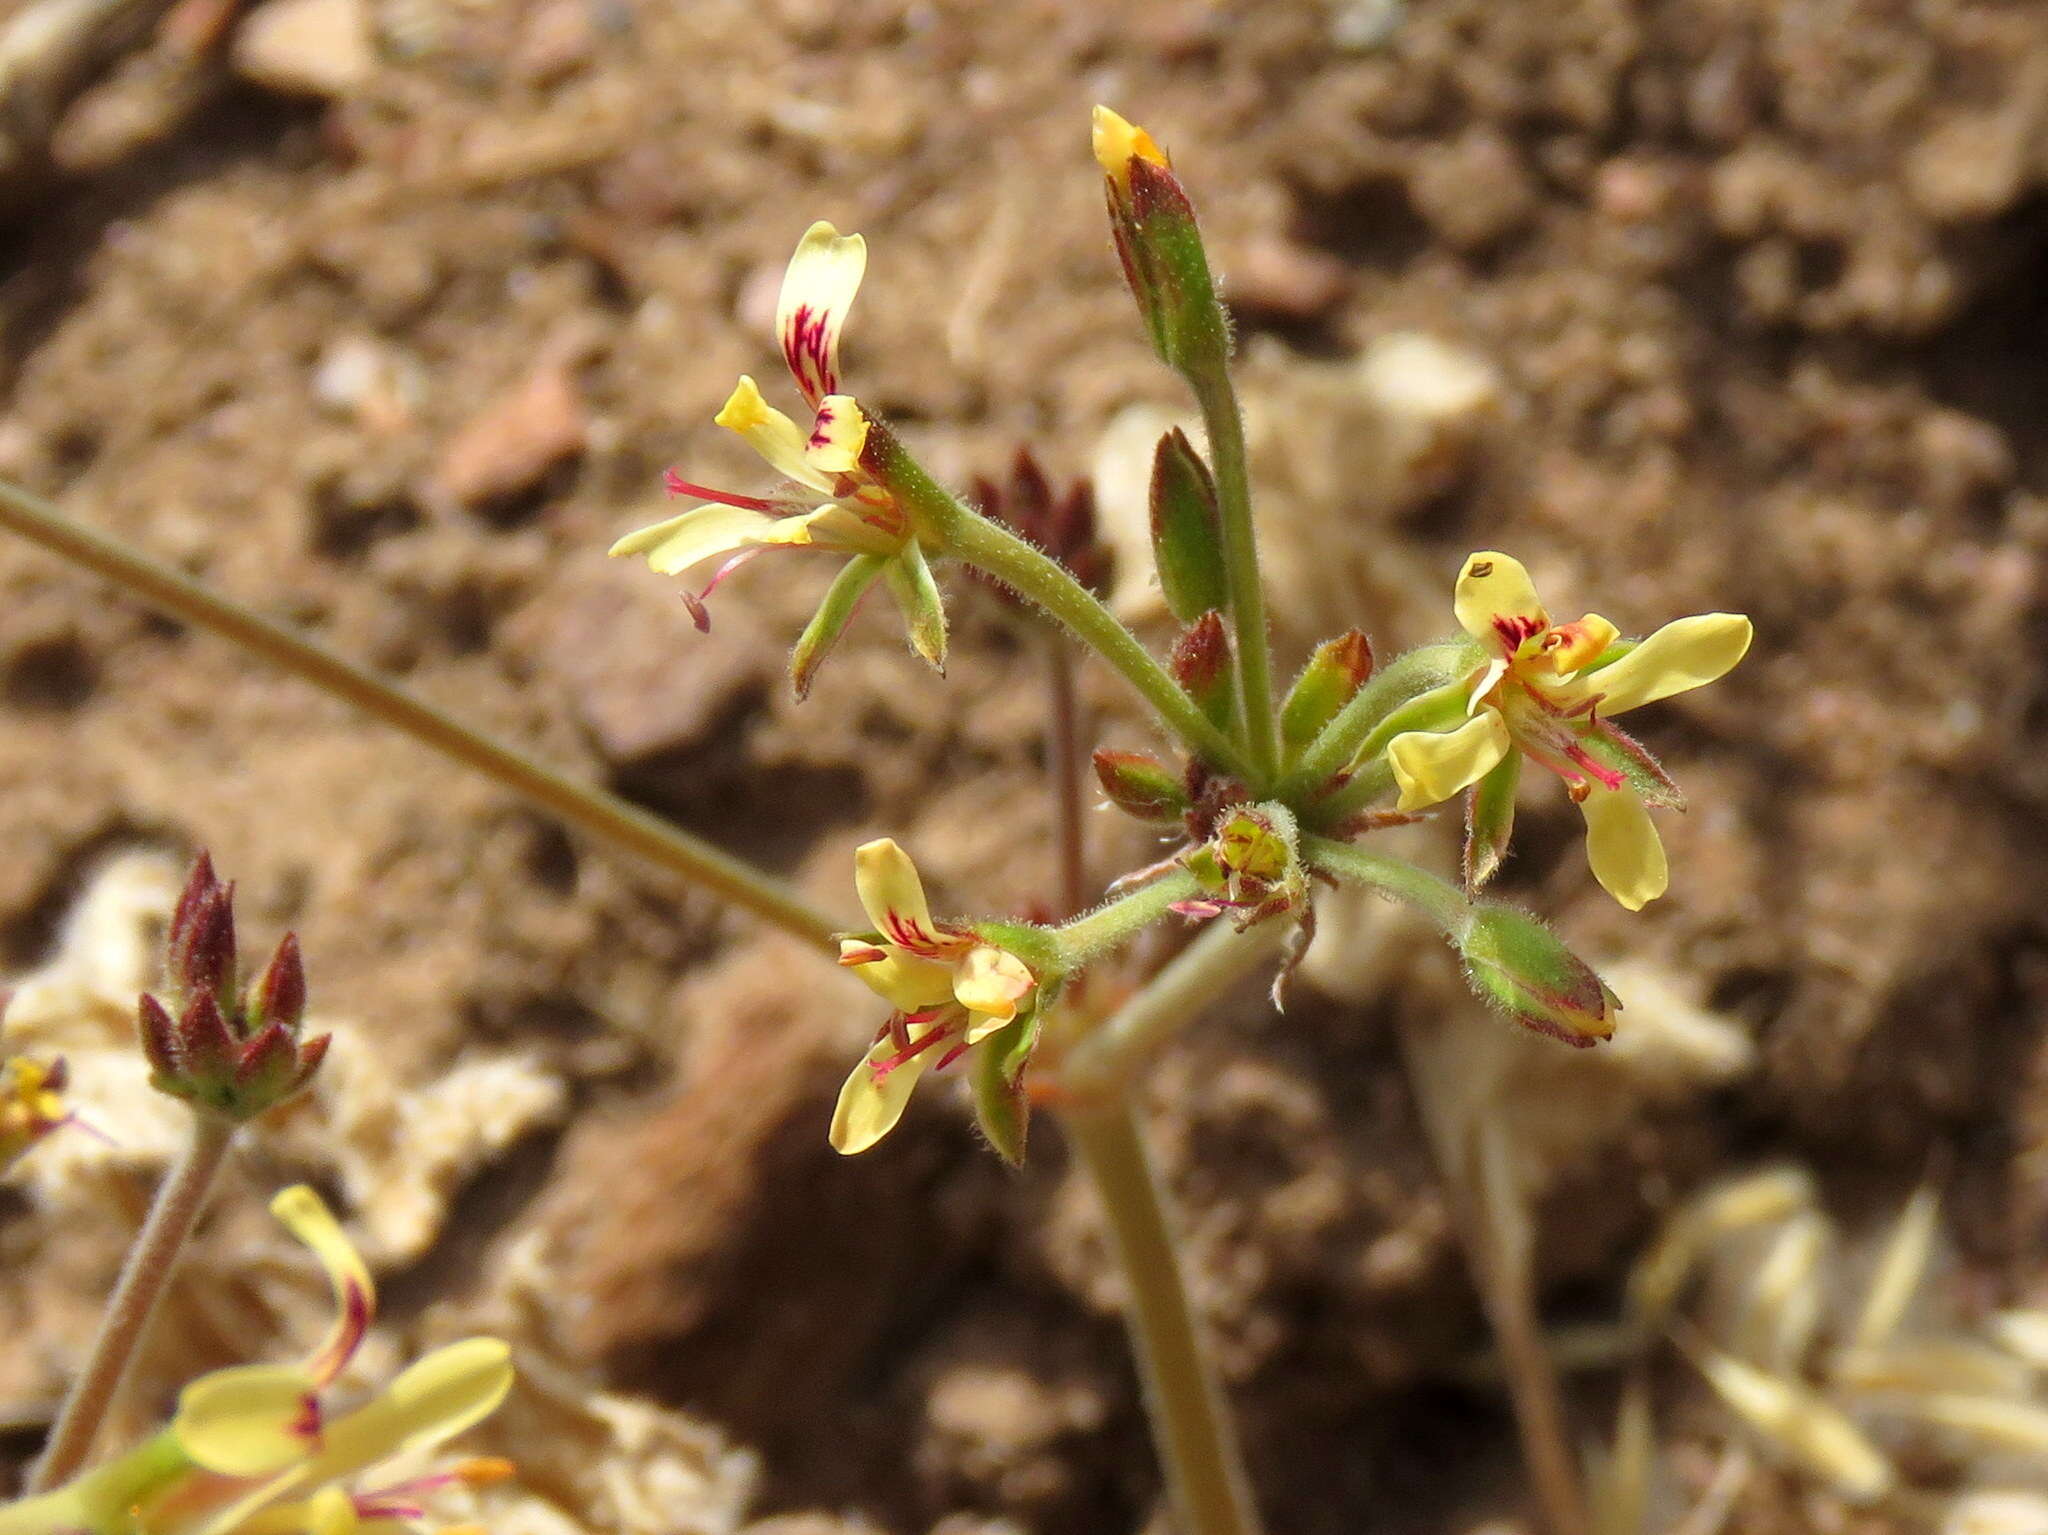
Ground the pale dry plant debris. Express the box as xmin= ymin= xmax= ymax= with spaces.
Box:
xmin=1591 ymin=1168 xmax=2048 ymax=1532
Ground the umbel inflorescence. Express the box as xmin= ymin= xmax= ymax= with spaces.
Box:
xmin=611 ymin=106 xmax=1753 ymax=1160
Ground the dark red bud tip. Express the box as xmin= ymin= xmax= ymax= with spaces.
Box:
xmin=1170 ymin=611 xmax=1231 ymax=694
xmin=1331 ymin=630 xmax=1374 ymax=688
xmin=171 ymin=884 xmax=237 ymax=1003
xmin=179 ymin=991 xmax=238 ymax=1073
xmin=168 ymin=851 xmax=218 ymax=955
xmin=292 ymin=1033 xmax=333 ymax=1090
xmin=138 ymin=992 xmax=181 ymax=1076
xmin=235 ymin=1022 xmax=295 ymax=1086
xmin=255 ymin=934 xmax=307 ymax=1031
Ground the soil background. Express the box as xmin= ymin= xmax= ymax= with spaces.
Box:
xmin=3 ymin=0 xmax=2048 ymax=1531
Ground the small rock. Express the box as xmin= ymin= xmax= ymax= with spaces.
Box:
xmin=312 ymin=336 xmax=424 ymax=434
xmin=428 ymin=355 xmax=588 ymax=512
xmin=1407 ymin=130 xmax=1537 ymax=251
xmin=1225 ymin=236 xmax=1352 ymax=323
xmin=1905 ymin=109 xmax=2031 ymax=224
xmin=511 ymin=0 xmax=597 ymax=84
xmin=232 ymin=0 xmax=376 ymax=98
xmin=507 ymin=552 xmax=773 ymax=765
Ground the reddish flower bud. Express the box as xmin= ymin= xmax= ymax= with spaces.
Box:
xmin=252 ymin=933 xmax=307 ymax=1032
xmin=1169 ymin=610 xmax=1234 ymax=730
xmin=1093 ymin=750 xmax=1191 ymax=824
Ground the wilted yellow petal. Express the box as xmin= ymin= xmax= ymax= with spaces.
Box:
xmin=1579 ymin=784 xmax=1667 ymax=911
xmin=777 ymin=222 xmax=866 ymax=408
xmin=1090 ymin=105 xmax=1168 ymax=193
xmin=714 ymin=376 xmax=834 ymax=492
xmin=829 ymin=1049 xmax=932 ymax=1155
xmin=1582 ymin=612 xmax=1752 ymax=715
xmin=608 ymin=504 xmax=769 ymax=575
xmin=1542 ymin=613 xmax=1619 ymax=674
xmin=173 ymin=1362 xmax=319 ymax=1477
xmin=853 ymin=839 xmax=946 ymax=953
xmin=953 ymin=945 xmax=1034 ymax=1022
xmin=1692 ymin=1346 xmax=1893 ymax=1502
xmin=1833 ymin=1340 xmax=2032 ymax=1401
xmin=1737 ymin=1210 xmax=1828 ymax=1372
xmin=1889 ymin=1394 xmax=2048 ymax=1455
xmin=803 ymin=394 xmax=871 ymax=477
xmin=1388 ymin=709 xmax=1511 ymax=812
xmin=1452 ymin=551 xmax=1548 ymax=650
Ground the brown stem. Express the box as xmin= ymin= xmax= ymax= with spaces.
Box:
xmin=29 ymin=1113 xmax=236 ymax=1490
xmin=1042 ymin=632 xmax=1089 ymax=918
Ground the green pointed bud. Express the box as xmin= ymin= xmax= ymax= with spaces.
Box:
xmin=1459 ymin=904 xmax=1618 ymax=1047
xmin=883 ymin=539 xmax=948 ymax=676
xmin=790 ymin=553 xmax=887 ymax=700
xmin=1464 ymin=750 xmax=1520 ymax=892
xmin=970 ymin=1011 xmax=1040 ymax=1167
xmin=1092 ymin=750 xmax=1190 ymax=824
xmin=1281 ymin=630 xmax=1375 ymax=754
xmin=1093 ymin=107 xmax=1231 ymax=379
xmin=1170 ymin=611 xmax=1234 ymax=730
xmin=1148 ymin=428 xmax=1226 ymax=623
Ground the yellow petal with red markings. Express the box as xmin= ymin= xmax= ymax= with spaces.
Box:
xmin=830 ymin=1047 xmax=932 ymax=1155
xmin=777 ymin=222 xmax=866 ymax=409
xmin=838 ymin=938 xmax=954 ymax=1012
xmin=1388 ymin=708 xmax=1511 ymax=812
xmin=1452 ymin=551 xmax=1548 ymax=651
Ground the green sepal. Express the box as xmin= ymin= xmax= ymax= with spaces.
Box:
xmin=882 ymin=540 xmax=948 ymax=675
xmin=1458 ymin=903 xmax=1618 ymax=1048
xmin=1093 ymin=749 xmax=1190 ymax=824
xmin=790 ymin=553 xmax=887 ymax=700
xmin=1576 ymin=721 xmax=1683 ymax=810
xmin=1344 ymin=680 xmax=1469 ymax=774
xmin=971 ymin=1011 xmax=1041 ymax=1167
xmin=966 ymin=919 xmax=1061 ymax=979
xmin=1148 ymin=428 xmax=1227 ymax=623
xmin=1464 ymin=749 xmax=1520 ymax=893
xmin=1281 ymin=630 xmax=1374 ymax=755
xmin=1121 ymin=157 xmax=1231 ymax=379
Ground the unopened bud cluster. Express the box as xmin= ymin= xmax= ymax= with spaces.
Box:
xmin=138 ymin=853 xmax=329 ymax=1122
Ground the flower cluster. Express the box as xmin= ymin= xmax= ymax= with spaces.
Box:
xmin=3 ymin=1186 xmax=513 ymax=1535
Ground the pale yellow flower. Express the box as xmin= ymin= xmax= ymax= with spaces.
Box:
xmin=830 ymin=840 xmax=1037 ymax=1155
xmin=1387 ymin=552 xmax=1751 ymax=910
xmin=609 ymin=224 xmax=946 ymax=685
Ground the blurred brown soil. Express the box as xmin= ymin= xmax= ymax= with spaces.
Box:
xmin=3 ymin=0 xmax=2048 ymax=1531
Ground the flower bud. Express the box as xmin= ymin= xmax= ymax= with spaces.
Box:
xmin=141 ymin=853 xmax=331 ymax=1121
xmin=1280 ymin=630 xmax=1375 ymax=753
xmin=1092 ymin=106 xmax=1230 ymax=379
xmin=1148 ymin=428 xmax=1226 ymax=624
xmin=1170 ymin=610 xmax=1234 ymax=731
xmin=1458 ymin=903 xmax=1618 ymax=1046
xmin=1092 ymin=749 xmax=1190 ymax=824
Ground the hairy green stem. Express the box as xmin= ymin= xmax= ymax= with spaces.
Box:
xmin=1304 ymin=756 xmax=1396 ymax=828
xmin=1053 ymin=870 xmax=1201 ymax=971
xmin=0 ymin=479 xmax=843 ymax=953
xmin=867 ymin=440 xmax=1256 ymax=782
xmin=1190 ymin=378 xmax=1278 ymax=783
xmin=1301 ymin=835 xmax=1470 ymax=936
xmin=1043 ymin=633 xmax=1089 ymax=918
xmin=29 ymin=1115 xmax=235 ymax=1491
xmin=1278 ymin=642 xmax=1471 ymax=803
xmin=1061 ymin=1098 xmax=1265 ymax=1535
xmin=1058 ymin=920 xmax=1285 ymax=1102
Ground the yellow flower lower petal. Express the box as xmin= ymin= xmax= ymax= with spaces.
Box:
xmin=1388 ymin=709 xmax=1511 ymax=812
xmin=1541 ymin=613 xmax=1619 ymax=674
xmin=839 ymin=938 xmax=954 ymax=1011
xmin=307 ymin=1486 xmax=359 ymax=1535
xmin=754 ymin=502 xmax=901 ymax=558
xmin=803 ymin=394 xmax=871 ymax=477
xmin=714 ymin=376 xmax=834 ymax=492
xmin=1579 ymin=784 xmax=1668 ymax=911
xmin=830 ymin=1047 xmax=932 ymax=1155
xmin=1453 ymin=551 xmax=1548 ymax=651
xmin=778 ymin=221 xmax=866 ymax=408
xmin=173 ymin=1363 xmax=320 ymax=1477
xmin=608 ymin=504 xmax=770 ymax=575
xmin=1582 ymin=612 xmax=1753 ymax=715
xmin=854 ymin=839 xmax=945 ymax=952
xmin=953 ymin=945 xmax=1033 ymax=1021
xmin=272 ymin=1186 xmax=374 ymax=1386
xmin=193 ymin=1341 xmax=514 ymax=1535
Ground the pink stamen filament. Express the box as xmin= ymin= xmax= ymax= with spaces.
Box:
xmin=873 ymin=1019 xmax=958 ymax=1078
xmin=662 ymin=473 xmax=779 ymax=513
